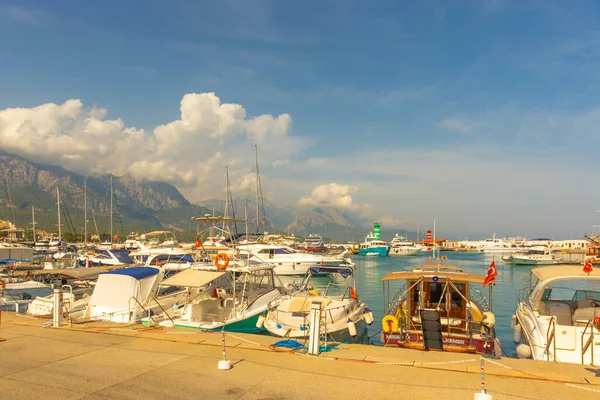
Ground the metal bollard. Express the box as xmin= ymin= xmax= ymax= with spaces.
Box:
xmin=52 ymin=285 xmax=64 ymax=328
xmin=308 ymin=300 xmax=323 ymax=355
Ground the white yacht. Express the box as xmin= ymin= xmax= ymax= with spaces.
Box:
xmin=478 ymin=235 xmax=520 ymax=253
xmin=388 ymin=234 xmax=421 ymax=256
xmin=511 ymin=247 xmax=559 ymax=266
xmin=236 ymin=244 xmax=352 ymax=276
xmin=514 ymin=266 xmax=600 ymax=365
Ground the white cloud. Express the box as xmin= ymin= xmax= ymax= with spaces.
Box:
xmin=0 ymin=92 xmax=308 ymax=200
xmin=438 ymin=118 xmax=472 ymax=133
xmin=297 ymin=183 xmax=363 ymax=210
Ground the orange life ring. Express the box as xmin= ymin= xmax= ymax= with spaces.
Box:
xmin=215 ymin=253 xmax=230 ymax=270
xmin=0 ymin=280 xmax=5 ymax=289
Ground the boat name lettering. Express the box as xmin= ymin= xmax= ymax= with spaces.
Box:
xmin=443 ymin=338 xmax=467 ymax=345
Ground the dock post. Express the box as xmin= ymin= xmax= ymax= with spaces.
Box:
xmin=474 ymin=357 xmax=492 ymax=399
xmin=217 ymin=328 xmax=232 ymax=370
xmin=52 ymin=285 xmax=64 ymax=328
xmin=308 ymin=300 xmax=323 ymax=355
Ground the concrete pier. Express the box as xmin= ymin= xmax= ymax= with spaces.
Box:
xmin=1 ymin=312 xmax=599 ymax=399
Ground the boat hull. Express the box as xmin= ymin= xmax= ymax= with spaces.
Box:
xmin=381 ymin=331 xmax=499 ymax=355
xmin=144 ymin=311 xmax=266 ymax=333
xmin=358 ymin=247 xmax=389 ymax=257
xmin=511 ymin=258 xmax=558 ymax=265
xmin=389 ymin=248 xmax=421 ymax=256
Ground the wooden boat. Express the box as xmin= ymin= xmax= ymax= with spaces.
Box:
xmin=380 ymin=264 xmax=500 ymax=355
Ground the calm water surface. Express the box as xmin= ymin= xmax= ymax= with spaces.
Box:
xmin=352 ymin=251 xmax=536 ymax=356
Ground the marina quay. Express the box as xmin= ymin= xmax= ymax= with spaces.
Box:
xmin=3 ymin=2 xmax=600 ymax=399
xmin=1 ymin=312 xmax=599 ymax=400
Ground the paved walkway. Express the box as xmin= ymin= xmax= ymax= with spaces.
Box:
xmin=1 ymin=313 xmax=599 ymax=400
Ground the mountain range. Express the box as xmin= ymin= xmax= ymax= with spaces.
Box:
xmin=0 ymin=153 xmax=414 ymax=242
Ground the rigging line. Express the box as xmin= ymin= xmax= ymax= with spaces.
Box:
xmin=0 ymin=152 xmax=16 ymax=225
xmin=60 ymin=194 xmax=77 ymax=235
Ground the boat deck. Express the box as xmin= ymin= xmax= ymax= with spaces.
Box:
xmin=0 ymin=312 xmax=599 ymax=399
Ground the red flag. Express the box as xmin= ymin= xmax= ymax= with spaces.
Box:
xmin=583 ymin=260 xmax=594 ymax=274
xmin=195 ymin=236 xmax=201 ymax=248
xmin=483 ymin=259 xmax=498 ymax=287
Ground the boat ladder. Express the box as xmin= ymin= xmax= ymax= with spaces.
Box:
xmin=581 ymin=320 xmax=596 ymax=366
xmin=545 ymin=316 xmax=557 ymax=362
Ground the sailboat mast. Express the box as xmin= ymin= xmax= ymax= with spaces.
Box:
xmin=57 ymin=186 xmax=62 ymax=240
xmin=31 ymin=205 xmax=36 ymax=243
xmin=255 ymin=144 xmax=260 ymax=234
xmin=110 ymin=175 xmax=113 ymax=244
xmin=223 ymin=166 xmax=229 ymax=231
xmin=84 ymin=176 xmax=87 ymax=244
xmin=433 ymin=218 xmax=436 ymax=259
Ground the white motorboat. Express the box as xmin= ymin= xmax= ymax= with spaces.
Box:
xmin=143 ymin=263 xmax=283 ymax=332
xmin=297 ymin=234 xmax=327 ymax=252
xmin=264 ymin=265 xmax=369 ymax=343
xmin=514 ymin=266 xmax=600 ymax=365
xmin=511 ymin=247 xmax=559 ymax=265
xmin=81 ymin=267 xmax=189 ymax=323
xmin=236 ymin=243 xmax=352 ymax=276
xmin=26 ymin=268 xmax=103 ymax=318
xmin=389 ymin=234 xmax=421 ymax=256
xmin=78 ymin=249 xmax=133 ymax=267
xmin=1 ymin=276 xmax=50 ymax=313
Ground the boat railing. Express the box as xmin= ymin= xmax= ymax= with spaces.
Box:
xmin=581 ymin=319 xmax=596 ymax=365
xmin=546 ymin=316 xmax=557 ymax=362
xmin=128 ymin=296 xmax=156 ymax=326
xmin=149 ymin=296 xmax=176 ymax=326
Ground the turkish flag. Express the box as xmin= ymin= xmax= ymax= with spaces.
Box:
xmin=483 ymin=259 xmax=498 ymax=287
xmin=583 ymin=261 xmax=594 ymax=274
xmin=195 ymin=236 xmax=201 ymax=248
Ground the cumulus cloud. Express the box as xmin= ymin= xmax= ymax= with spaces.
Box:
xmin=0 ymin=92 xmax=309 ymax=201
xmin=297 ymin=183 xmax=364 ymax=210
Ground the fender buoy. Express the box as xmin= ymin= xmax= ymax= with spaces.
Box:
xmin=382 ymin=314 xmax=399 ymax=333
xmin=350 ymin=287 xmax=358 ymax=299
xmin=308 ymin=289 xmax=319 ymax=296
xmin=215 ymin=253 xmax=230 ymax=270
xmin=0 ymin=280 xmax=5 ymax=289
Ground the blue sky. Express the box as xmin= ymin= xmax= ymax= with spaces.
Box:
xmin=1 ymin=0 xmax=600 ymax=238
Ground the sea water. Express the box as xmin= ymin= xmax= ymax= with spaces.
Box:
xmin=352 ymin=251 xmax=534 ymax=356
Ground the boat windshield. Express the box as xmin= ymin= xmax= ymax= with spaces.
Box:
xmin=541 ymin=282 xmax=600 ymax=302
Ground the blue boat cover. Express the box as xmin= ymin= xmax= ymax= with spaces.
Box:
xmin=110 ymin=249 xmax=135 ymax=264
xmin=309 ymin=266 xmax=353 ymax=278
xmin=104 ymin=267 xmax=159 ymax=280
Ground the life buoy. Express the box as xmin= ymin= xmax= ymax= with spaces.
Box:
xmin=215 ymin=253 xmax=229 ymax=270
xmin=382 ymin=314 xmax=399 ymax=333
xmin=350 ymin=287 xmax=358 ymax=299
xmin=0 ymin=280 xmax=5 ymax=289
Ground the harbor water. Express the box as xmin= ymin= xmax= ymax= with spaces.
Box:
xmin=352 ymin=251 xmax=534 ymax=356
